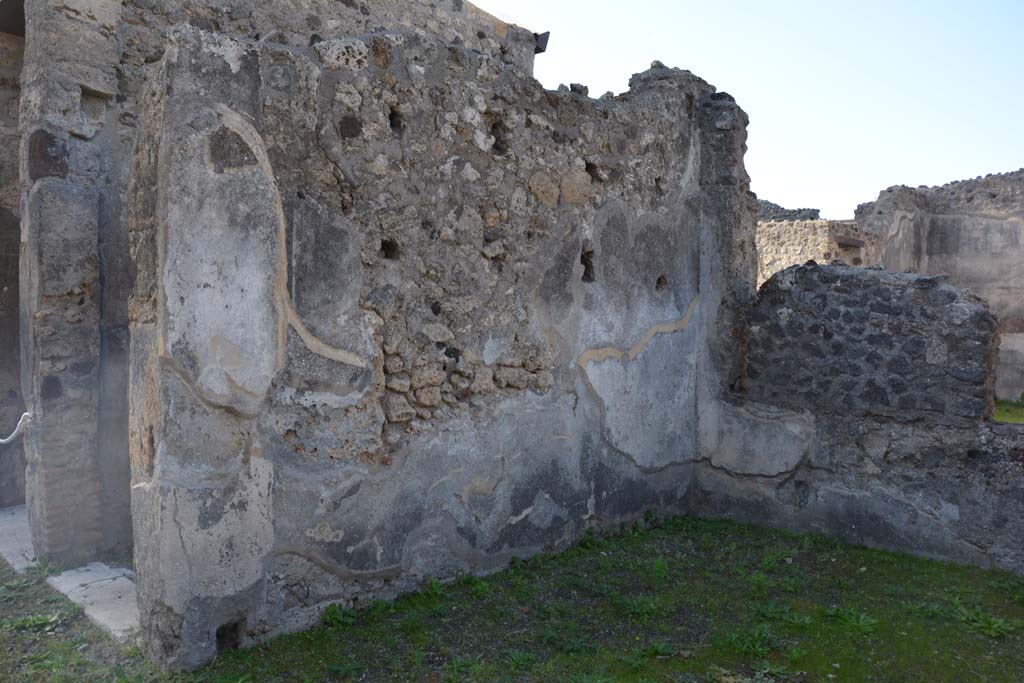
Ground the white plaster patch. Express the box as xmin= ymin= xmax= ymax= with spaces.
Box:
xmin=305 ymin=522 xmax=344 ymax=543
xmin=706 ymin=402 xmax=814 ymax=477
xmin=200 ymin=32 xmax=247 ymax=74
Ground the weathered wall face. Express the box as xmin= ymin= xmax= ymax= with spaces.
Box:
xmin=692 ymin=264 xmax=1024 ymax=574
xmin=126 ymin=25 xmax=752 ymax=667
xmin=856 ymin=171 xmax=1024 ymax=400
xmin=755 ymin=219 xmax=880 ymax=286
xmin=0 ymin=31 xmax=24 ymax=507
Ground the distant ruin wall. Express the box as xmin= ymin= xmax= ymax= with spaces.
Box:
xmin=856 ymin=170 xmax=1024 ymax=400
xmin=127 ymin=26 xmax=753 ymax=668
xmin=756 ymin=219 xmax=880 ymax=286
xmin=692 ymin=264 xmax=1024 ymax=575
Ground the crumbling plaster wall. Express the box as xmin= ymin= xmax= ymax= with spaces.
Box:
xmin=126 ymin=23 xmax=753 ymax=667
xmin=14 ymin=0 xmax=540 ymax=564
xmin=0 ymin=31 xmax=24 ymax=507
xmin=692 ymin=264 xmax=1024 ymax=575
xmin=755 ymin=219 xmax=880 ymax=286
xmin=856 ymin=171 xmax=1024 ymax=400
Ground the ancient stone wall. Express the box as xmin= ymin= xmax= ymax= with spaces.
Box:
xmin=755 ymin=219 xmax=880 ymax=286
xmin=125 ymin=24 xmax=753 ymax=667
xmin=692 ymin=264 xmax=1024 ymax=574
xmin=14 ymin=0 xmax=1023 ymax=673
xmin=856 ymin=170 xmax=1024 ymax=400
xmin=0 ymin=31 xmax=23 ymax=507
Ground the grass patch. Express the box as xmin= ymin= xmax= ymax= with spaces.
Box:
xmin=995 ymin=398 xmax=1024 ymax=424
xmin=2 ymin=517 xmax=1023 ymax=681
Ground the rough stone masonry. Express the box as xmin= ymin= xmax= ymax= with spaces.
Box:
xmin=126 ymin=23 xmax=751 ymax=667
xmin=2 ymin=0 xmax=1021 ymax=671
xmin=692 ymin=264 xmax=1024 ymax=578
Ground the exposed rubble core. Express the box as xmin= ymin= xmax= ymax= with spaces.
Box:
xmin=755 ymin=219 xmax=879 ymax=286
xmin=857 ymin=170 xmax=1024 ymax=400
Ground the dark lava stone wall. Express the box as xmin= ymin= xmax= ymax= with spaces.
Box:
xmin=745 ymin=264 xmax=998 ymax=424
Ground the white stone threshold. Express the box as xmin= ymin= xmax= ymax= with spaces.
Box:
xmin=0 ymin=505 xmax=140 ymax=643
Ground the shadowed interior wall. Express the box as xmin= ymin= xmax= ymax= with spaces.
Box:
xmin=18 ymin=0 xmax=131 ymax=563
xmin=0 ymin=31 xmax=23 ymax=507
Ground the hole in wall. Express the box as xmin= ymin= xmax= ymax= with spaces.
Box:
xmin=431 ymin=301 xmax=442 ymax=316
xmin=215 ymin=620 xmax=243 ymax=653
xmin=389 ymin=106 xmax=405 ymax=136
xmin=490 ymin=119 xmax=509 ymax=156
xmin=580 ymin=247 xmax=595 ymax=283
xmin=655 ymin=275 xmax=668 ymax=292
xmin=380 ymin=239 xmax=400 ymax=260
xmin=422 ymin=219 xmax=440 ymax=241
xmin=309 ymin=33 xmax=323 ymax=46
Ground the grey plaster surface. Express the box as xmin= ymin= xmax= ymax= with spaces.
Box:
xmin=0 ymin=505 xmax=35 ymax=572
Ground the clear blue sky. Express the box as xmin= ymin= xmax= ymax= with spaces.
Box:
xmin=473 ymin=0 xmax=1024 ymax=218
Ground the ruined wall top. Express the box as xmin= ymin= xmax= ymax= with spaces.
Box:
xmin=121 ymin=0 xmax=541 ymax=84
xmin=756 ymin=198 xmax=820 ymax=223
xmin=856 ymin=168 xmax=1024 ymax=230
